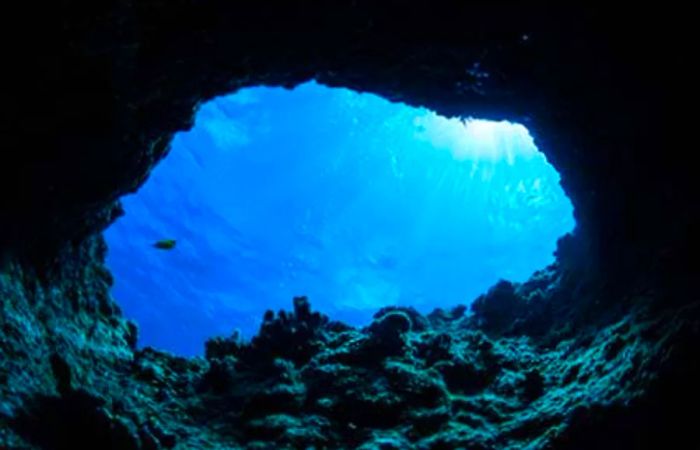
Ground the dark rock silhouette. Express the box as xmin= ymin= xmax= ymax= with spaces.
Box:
xmin=1 ymin=2 xmax=697 ymax=449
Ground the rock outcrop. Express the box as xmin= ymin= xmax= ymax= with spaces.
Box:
xmin=3 ymin=268 xmax=698 ymax=448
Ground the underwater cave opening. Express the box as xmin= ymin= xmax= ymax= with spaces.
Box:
xmin=104 ymin=81 xmax=575 ymax=356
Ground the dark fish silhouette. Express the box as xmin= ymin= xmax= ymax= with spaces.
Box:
xmin=153 ymin=239 xmax=176 ymax=250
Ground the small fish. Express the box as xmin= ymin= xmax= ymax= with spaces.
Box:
xmin=153 ymin=239 xmax=176 ymax=250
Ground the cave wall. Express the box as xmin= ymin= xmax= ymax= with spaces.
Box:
xmin=1 ymin=2 xmax=698 ymax=449
xmin=9 ymin=1 xmax=695 ymax=296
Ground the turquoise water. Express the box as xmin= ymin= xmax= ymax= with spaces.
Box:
xmin=104 ymin=82 xmax=575 ymax=355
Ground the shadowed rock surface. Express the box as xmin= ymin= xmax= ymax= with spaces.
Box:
xmin=2 ymin=2 xmax=697 ymax=449
xmin=2 ymin=252 xmax=698 ymax=449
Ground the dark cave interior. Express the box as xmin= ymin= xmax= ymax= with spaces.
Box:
xmin=1 ymin=2 xmax=698 ymax=449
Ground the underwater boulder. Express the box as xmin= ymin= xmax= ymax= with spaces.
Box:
xmin=470 ymin=280 xmax=527 ymax=334
xmin=365 ymin=310 xmax=413 ymax=357
xmin=372 ymin=306 xmax=430 ymax=332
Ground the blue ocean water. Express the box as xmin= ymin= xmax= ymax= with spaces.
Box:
xmin=104 ymin=82 xmax=575 ymax=355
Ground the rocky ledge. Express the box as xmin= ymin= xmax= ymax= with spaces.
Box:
xmin=1 ymin=237 xmax=698 ymax=449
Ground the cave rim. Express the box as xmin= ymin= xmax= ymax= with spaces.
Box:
xmin=104 ymin=80 xmax=577 ymax=355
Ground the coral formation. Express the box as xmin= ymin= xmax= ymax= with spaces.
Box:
xmin=2 ymin=246 xmax=698 ymax=448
